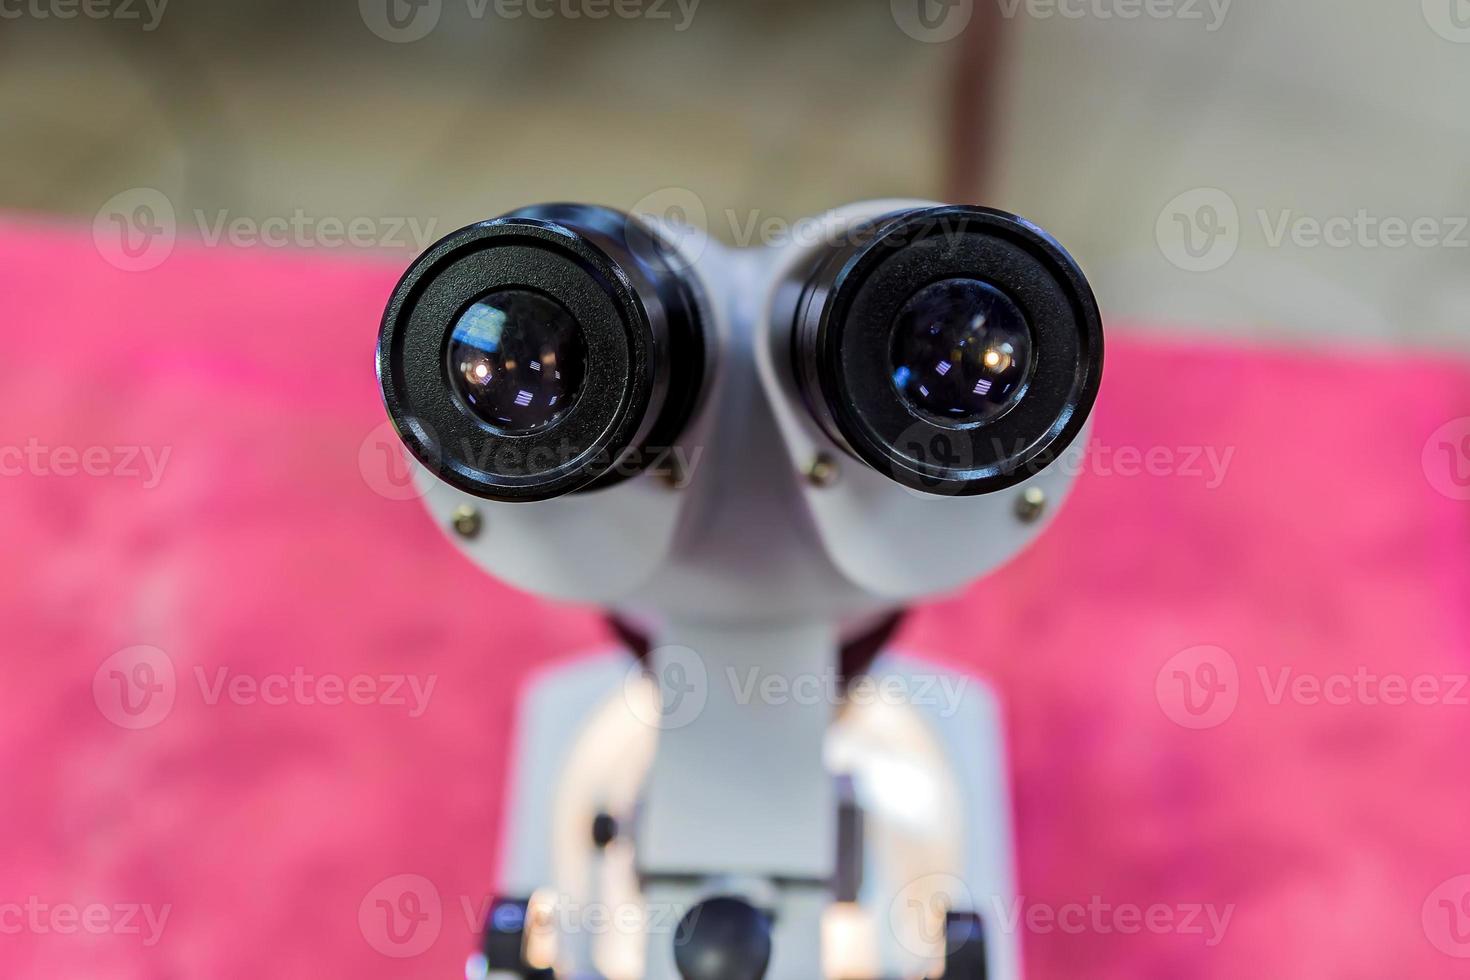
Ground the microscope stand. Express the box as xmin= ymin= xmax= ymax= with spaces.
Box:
xmin=468 ymin=635 xmax=1020 ymax=980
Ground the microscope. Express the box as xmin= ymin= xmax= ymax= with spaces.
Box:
xmin=374 ymin=199 xmax=1104 ymax=980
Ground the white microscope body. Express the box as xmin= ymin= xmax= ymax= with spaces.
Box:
xmin=378 ymin=200 xmax=1103 ymax=980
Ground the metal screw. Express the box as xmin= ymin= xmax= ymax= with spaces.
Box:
xmin=806 ymin=453 xmax=839 ymax=488
xmin=657 ymin=454 xmax=687 ymax=490
xmin=451 ymin=504 xmax=483 ymax=540
xmin=1015 ymin=486 xmax=1046 ymax=524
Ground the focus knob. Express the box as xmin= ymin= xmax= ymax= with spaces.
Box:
xmin=673 ymin=896 xmax=773 ymax=980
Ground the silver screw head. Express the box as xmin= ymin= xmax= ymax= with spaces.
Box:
xmin=806 ymin=454 xmax=840 ymax=488
xmin=1016 ymin=486 xmax=1047 ymax=524
xmin=451 ymin=504 xmax=483 ymax=539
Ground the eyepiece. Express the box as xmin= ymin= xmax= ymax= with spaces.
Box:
xmin=789 ymin=205 xmax=1103 ymax=496
xmin=376 ymin=204 xmax=707 ymax=502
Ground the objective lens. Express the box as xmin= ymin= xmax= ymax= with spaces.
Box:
xmin=888 ymin=278 xmax=1032 ymax=426
xmin=446 ymin=289 xmax=586 ymax=434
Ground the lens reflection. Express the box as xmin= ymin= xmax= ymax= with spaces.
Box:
xmin=446 ymin=289 xmax=586 ymax=434
xmin=888 ymin=278 xmax=1032 ymax=426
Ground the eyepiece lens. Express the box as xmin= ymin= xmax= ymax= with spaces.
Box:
xmin=888 ymin=278 xmax=1033 ymax=427
xmin=446 ymin=289 xmax=587 ymax=434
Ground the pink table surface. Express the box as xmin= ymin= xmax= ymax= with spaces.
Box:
xmin=2 ymin=217 xmax=1468 ymax=979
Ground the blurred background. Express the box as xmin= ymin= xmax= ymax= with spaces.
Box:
xmin=4 ymin=3 xmax=1470 ymax=979
xmin=3 ymin=0 xmax=1468 ymax=349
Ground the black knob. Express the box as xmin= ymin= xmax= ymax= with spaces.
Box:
xmin=591 ymin=812 xmax=619 ymax=849
xmin=941 ymin=911 xmax=989 ymax=979
xmin=673 ymin=896 xmax=773 ymax=980
xmin=479 ymin=896 xmax=554 ymax=979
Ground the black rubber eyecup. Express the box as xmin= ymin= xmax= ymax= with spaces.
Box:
xmin=377 ymin=207 xmax=704 ymax=502
xmin=794 ymin=206 xmax=1104 ymax=497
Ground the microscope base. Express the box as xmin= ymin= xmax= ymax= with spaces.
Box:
xmin=474 ymin=649 xmax=1020 ymax=980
